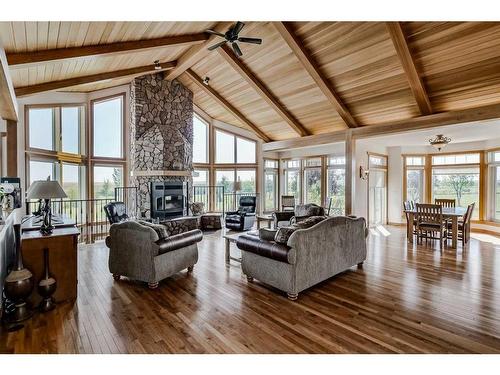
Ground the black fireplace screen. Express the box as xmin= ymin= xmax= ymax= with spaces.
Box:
xmin=151 ymin=181 xmax=188 ymax=219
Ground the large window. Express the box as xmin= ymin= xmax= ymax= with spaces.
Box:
xmin=284 ymin=160 xmax=301 ymax=201
xmin=215 ymin=129 xmax=256 ymax=164
xmin=404 ymin=156 xmax=425 ymax=203
xmin=215 ymin=130 xmax=235 ymax=164
xmin=26 ymin=105 xmax=86 ymax=199
xmin=92 ymin=96 xmax=123 ymax=158
xmin=264 ymin=159 xmax=279 ymax=212
xmin=193 ymin=115 xmax=208 ymax=163
xmin=431 ymin=153 xmax=480 ymax=219
xmin=93 ymin=165 xmax=123 ymax=199
xmin=28 ymin=105 xmax=84 ymax=154
xmin=303 ymin=158 xmax=322 ymax=205
xmin=368 ymin=154 xmax=388 ymax=226
xmin=327 ymin=156 xmax=345 ymax=215
xmin=28 ymin=108 xmax=55 ymax=151
xmin=489 ymin=151 xmax=500 ymax=221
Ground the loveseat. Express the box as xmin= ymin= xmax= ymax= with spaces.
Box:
xmin=236 ymin=216 xmax=367 ymax=300
xmin=106 ymin=220 xmax=202 ymax=289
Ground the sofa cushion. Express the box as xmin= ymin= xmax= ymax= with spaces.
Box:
xmin=137 ymin=220 xmax=169 ymax=240
xmin=274 ymin=215 xmax=326 ymax=244
xmin=259 ymin=228 xmax=278 ymax=241
xmin=236 ymin=234 xmax=293 ymax=264
xmin=156 ymin=229 xmax=203 ymax=255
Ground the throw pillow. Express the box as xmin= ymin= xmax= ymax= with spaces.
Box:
xmin=190 ymin=202 xmax=205 ymax=216
xmin=274 ymin=215 xmax=326 ymax=244
xmin=137 ymin=220 xmax=169 ymax=240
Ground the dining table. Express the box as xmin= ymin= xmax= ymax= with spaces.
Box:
xmin=404 ymin=206 xmax=467 ymax=249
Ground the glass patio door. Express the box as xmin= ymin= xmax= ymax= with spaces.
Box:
xmin=368 ymin=154 xmax=388 ymax=226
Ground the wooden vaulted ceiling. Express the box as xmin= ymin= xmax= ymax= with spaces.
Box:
xmin=2 ymin=21 xmax=500 ymax=142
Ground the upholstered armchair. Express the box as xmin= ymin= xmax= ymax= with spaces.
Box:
xmin=272 ymin=203 xmax=325 ymax=228
xmin=104 ymin=202 xmax=129 ymax=225
xmin=225 ymin=196 xmax=257 ymax=231
xmin=106 ymin=220 xmax=202 ymax=289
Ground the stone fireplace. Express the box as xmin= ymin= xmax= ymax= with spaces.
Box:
xmin=129 ymin=73 xmax=194 ymax=218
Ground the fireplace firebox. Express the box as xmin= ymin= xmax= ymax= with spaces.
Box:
xmin=150 ymin=181 xmax=188 ymax=220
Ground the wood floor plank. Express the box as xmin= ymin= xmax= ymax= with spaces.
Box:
xmin=1 ymin=226 xmax=500 ymax=353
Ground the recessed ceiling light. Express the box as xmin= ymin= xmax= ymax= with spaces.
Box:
xmin=154 ymin=60 xmax=161 ymax=70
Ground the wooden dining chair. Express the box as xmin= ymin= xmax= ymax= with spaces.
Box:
xmin=447 ymin=202 xmax=475 ymax=246
xmin=416 ymin=203 xmax=448 ymax=249
xmin=281 ymin=195 xmax=295 ymax=211
xmin=435 ymin=198 xmax=456 ymax=208
xmin=403 ymin=201 xmax=417 ymax=237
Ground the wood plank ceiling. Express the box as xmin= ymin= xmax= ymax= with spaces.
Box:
xmin=2 ymin=21 xmax=500 ymax=141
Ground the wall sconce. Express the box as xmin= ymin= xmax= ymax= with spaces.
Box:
xmin=359 ymin=166 xmax=370 ymax=180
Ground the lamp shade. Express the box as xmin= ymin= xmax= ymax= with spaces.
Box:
xmin=233 ymin=180 xmax=242 ymax=192
xmin=26 ymin=180 xmax=68 ymax=200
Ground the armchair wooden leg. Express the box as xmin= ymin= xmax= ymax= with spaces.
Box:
xmin=113 ymin=274 xmax=121 ymax=280
xmin=287 ymin=292 xmax=298 ymax=301
xmin=357 ymin=262 xmax=364 ymax=269
xmin=187 ymin=266 xmax=194 ymax=273
xmin=246 ymin=275 xmax=253 ymax=282
xmin=148 ymin=282 xmax=159 ymax=289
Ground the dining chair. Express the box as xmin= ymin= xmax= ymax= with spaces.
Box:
xmin=447 ymin=202 xmax=475 ymax=246
xmin=281 ymin=195 xmax=296 ymax=211
xmin=435 ymin=198 xmax=456 ymax=208
xmin=403 ymin=201 xmax=417 ymax=237
xmin=416 ymin=203 xmax=448 ymax=249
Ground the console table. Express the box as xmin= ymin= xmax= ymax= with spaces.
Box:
xmin=21 ymin=226 xmax=80 ymax=305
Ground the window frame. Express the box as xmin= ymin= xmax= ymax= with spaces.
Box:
xmin=89 ymin=93 xmax=127 ymax=199
xmin=193 ymin=113 xmax=209 ymax=165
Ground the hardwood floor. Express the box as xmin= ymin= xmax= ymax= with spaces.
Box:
xmin=1 ymin=226 xmax=500 ymax=353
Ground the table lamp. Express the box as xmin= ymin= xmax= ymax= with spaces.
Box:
xmin=26 ymin=178 xmax=67 ymax=235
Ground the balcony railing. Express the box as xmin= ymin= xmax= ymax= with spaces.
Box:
xmin=192 ymin=185 xmax=259 ymax=215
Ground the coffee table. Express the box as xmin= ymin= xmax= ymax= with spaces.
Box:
xmin=223 ymin=230 xmax=258 ymax=264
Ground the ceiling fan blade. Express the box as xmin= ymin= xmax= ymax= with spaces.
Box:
xmin=232 ymin=21 xmax=245 ymax=36
xmin=207 ymin=40 xmax=227 ymax=51
xmin=205 ymin=29 xmax=226 ymax=38
xmin=238 ymin=37 xmax=262 ymax=45
xmin=232 ymin=42 xmax=243 ymax=57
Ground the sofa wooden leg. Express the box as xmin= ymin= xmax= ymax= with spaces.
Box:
xmin=187 ymin=266 xmax=194 ymax=273
xmin=113 ymin=274 xmax=121 ymax=280
xmin=148 ymin=282 xmax=159 ymax=289
xmin=246 ymin=275 xmax=253 ymax=282
xmin=287 ymin=292 xmax=298 ymax=301
xmin=357 ymin=262 xmax=364 ymax=269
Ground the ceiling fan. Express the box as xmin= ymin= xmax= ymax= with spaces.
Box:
xmin=206 ymin=22 xmax=262 ymax=57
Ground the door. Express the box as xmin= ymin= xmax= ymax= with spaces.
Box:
xmin=369 ymin=169 xmax=387 ymax=226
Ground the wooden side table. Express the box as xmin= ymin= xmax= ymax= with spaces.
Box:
xmin=21 ymin=227 xmax=80 ymax=306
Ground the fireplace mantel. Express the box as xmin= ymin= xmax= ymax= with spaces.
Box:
xmin=130 ymin=170 xmax=193 ymax=177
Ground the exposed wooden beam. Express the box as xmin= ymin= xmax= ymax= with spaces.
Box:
xmin=262 ymin=102 xmax=500 ymax=152
xmin=6 ymin=120 xmax=17 ymax=176
xmin=15 ymin=61 xmax=176 ymax=97
xmin=185 ymin=69 xmax=271 ymax=142
xmin=218 ymin=44 xmax=309 ymax=137
xmin=386 ymin=22 xmax=432 ymax=115
xmin=7 ymin=33 xmax=208 ymax=67
xmin=166 ymin=22 xmax=233 ymax=81
xmin=0 ymin=45 xmax=18 ymax=121
xmin=273 ymin=22 xmax=357 ymax=129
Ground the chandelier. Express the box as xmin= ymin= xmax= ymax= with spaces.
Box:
xmin=429 ymin=134 xmax=451 ymax=151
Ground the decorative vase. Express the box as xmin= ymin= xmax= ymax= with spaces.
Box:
xmin=38 ymin=248 xmax=57 ymax=312
xmin=3 ymin=224 xmax=34 ymax=323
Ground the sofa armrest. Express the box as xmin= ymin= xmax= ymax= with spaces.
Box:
xmin=156 ymin=229 xmax=203 ymax=255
